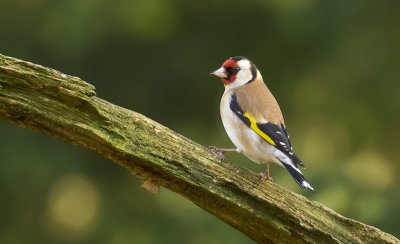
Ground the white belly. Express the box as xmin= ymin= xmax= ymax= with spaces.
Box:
xmin=220 ymin=93 xmax=282 ymax=166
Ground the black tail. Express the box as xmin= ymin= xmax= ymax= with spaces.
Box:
xmin=282 ymin=163 xmax=315 ymax=192
xmin=290 ymin=153 xmax=305 ymax=168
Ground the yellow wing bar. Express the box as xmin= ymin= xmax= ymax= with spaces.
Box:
xmin=244 ymin=112 xmax=276 ymax=146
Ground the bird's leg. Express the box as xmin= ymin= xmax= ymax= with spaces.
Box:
xmin=258 ymin=163 xmax=273 ymax=182
xmin=208 ymin=146 xmax=239 ymax=163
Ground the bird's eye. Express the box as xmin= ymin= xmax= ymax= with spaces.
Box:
xmin=226 ymin=67 xmax=240 ymax=75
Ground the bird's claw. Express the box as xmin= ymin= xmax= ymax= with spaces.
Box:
xmin=208 ymin=146 xmax=226 ymax=163
xmin=258 ymin=172 xmax=273 ymax=182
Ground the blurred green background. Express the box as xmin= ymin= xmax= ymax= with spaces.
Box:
xmin=1 ymin=0 xmax=399 ymax=243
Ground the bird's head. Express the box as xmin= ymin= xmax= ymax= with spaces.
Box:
xmin=211 ymin=56 xmax=259 ymax=89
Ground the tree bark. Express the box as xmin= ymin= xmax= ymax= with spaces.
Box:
xmin=0 ymin=53 xmax=398 ymax=243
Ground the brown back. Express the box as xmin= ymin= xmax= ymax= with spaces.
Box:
xmin=233 ymin=77 xmax=285 ymax=124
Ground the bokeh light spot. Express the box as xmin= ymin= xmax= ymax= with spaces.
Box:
xmin=345 ymin=152 xmax=394 ymax=189
xmin=46 ymin=174 xmax=100 ymax=240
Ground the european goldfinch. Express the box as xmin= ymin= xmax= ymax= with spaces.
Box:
xmin=210 ymin=56 xmax=314 ymax=192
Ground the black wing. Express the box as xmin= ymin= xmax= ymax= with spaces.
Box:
xmin=257 ymin=123 xmax=305 ymax=168
xmin=229 ymin=93 xmax=305 ymax=168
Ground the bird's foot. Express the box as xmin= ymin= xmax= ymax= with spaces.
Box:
xmin=258 ymin=171 xmax=273 ymax=182
xmin=208 ymin=146 xmax=226 ymax=163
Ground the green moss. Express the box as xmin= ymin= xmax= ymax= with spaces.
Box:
xmin=0 ymin=53 xmax=398 ymax=244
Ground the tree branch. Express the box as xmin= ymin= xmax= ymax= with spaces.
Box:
xmin=0 ymin=53 xmax=397 ymax=243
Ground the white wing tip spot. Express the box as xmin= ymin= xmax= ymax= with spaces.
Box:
xmin=302 ymin=181 xmax=314 ymax=191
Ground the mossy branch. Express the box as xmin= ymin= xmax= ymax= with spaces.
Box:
xmin=0 ymin=53 xmax=397 ymax=243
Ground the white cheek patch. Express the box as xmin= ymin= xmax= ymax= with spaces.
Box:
xmin=225 ymin=70 xmax=252 ymax=90
xmin=236 ymin=69 xmax=252 ymax=83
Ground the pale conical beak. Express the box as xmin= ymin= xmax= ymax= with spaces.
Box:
xmin=210 ymin=67 xmax=228 ymax=79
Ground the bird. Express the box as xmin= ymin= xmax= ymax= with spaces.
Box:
xmin=209 ymin=56 xmax=314 ymax=192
